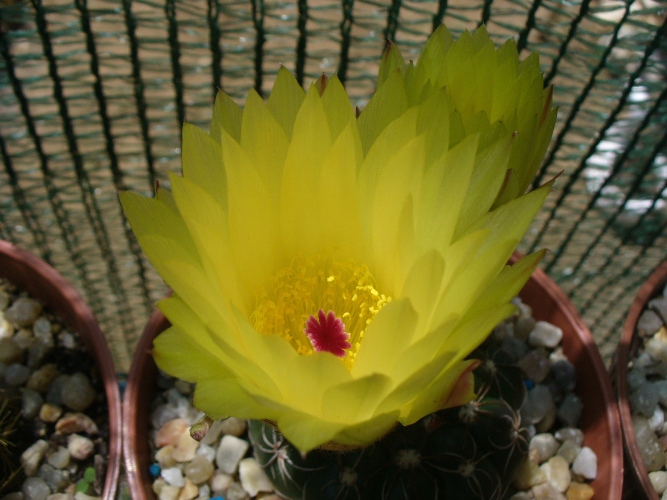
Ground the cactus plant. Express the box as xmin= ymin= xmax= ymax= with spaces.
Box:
xmin=248 ymin=327 xmax=528 ymax=500
xmin=0 ymin=389 xmax=24 ymax=495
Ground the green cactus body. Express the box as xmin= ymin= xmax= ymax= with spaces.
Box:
xmin=248 ymin=334 xmax=529 ymax=500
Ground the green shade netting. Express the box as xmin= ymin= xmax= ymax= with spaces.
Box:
xmin=0 ymin=0 xmax=665 ymax=370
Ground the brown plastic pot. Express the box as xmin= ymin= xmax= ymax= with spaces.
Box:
xmin=613 ymin=259 xmax=667 ymax=500
xmin=0 ymin=240 xmax=122 ymax=500
xmin=124 ymin=254 xmax=624 ymax=499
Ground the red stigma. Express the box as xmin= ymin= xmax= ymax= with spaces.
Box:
xmin=304 ymin=310 xmax=351 ymax=358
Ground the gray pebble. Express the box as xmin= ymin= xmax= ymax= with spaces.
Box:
xmin=0 ymin=338 xmax=23 ymax=363
xmin=32 ymin=317 xmax=52 ymax=343
xmin=61 ymin=373 xmax=96 ymax=412
xmin=517 ymin=350 xmax=551 ymax=384
xmin=554 ymin=427 xmax=584 ymax=446
xmin=27 ymin=340 xmax=52 ymax=370
xmin=515 ymin=316 xmax=536 ymax=341
xmin=633 ymin=415 xmax=666 ymax=472
xmin=639 ymin=309 xmax=664 ymax=337
xmin=26 ymin=364 xmax=60 ymax=394
xmin=21 ymin=476 xmax=50 ymax=500
xmin=37 ymin=463 xmax=68 ymax=492
xmin=627 ymin=365 xmax=647 ymax=391
xmin=5 ymin=363 xmax=31 ymax=386
xmin=501 ymin=335 xmax=530 ymax=362
xmin=649 ymin=297 xmax=667 ymax=324
xmin=630 ymin=381 xmax=661 ymax=417
xmin=557 ymin=393 xmax=583 ymax=428
xmin=6 ymin=298 xmax=42 ymax=328
xmin=22 ymin=388 xmax=44 ymax=420
xmin=551 ymin=359 xmax=576 ymax=392
xmin=522 ymin=385 xmax=555 ymax=425
xmin=46 ymin=375 xmax=69 ymax=405
xmin=46 ymin=446 xmax=70 ymax=469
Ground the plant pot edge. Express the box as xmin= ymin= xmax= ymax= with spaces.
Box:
xmin=0 ymin=240 xmax=122 ymax=500
xmin=613 ymin=258 xmax=667 ymax=500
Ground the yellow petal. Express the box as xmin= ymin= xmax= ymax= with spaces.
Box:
xmin=182 ymin=123 xmax=226 ymax=209
xmin=320 ymin=373 xmax=392 ymax=423
xmin=320 ymin=74 xmax=357 ymax=142
xmin=211 ymin=90 xmax=242 ymax=143
xmin=329 ymin=411 xmax=400 ymax=448
xmin=194 ymin=377 xmax=279 ymax=422
xmin=266 ymin=66 xmax=306 ymax=139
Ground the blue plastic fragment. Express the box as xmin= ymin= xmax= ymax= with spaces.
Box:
xmin=524 ymin=379 xmax=535 ymax=390
xmin=149 ymin=463 xmax=161 ymax=478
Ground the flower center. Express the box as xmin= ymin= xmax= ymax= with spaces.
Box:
xmin=250 ymin=254 xmax=391 ymax=368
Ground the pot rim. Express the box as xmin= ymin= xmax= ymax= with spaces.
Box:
xmin=0 ymin=240 xmax=122 ymax=500
xmin=615 ymin=258 xmax=667 ymax=500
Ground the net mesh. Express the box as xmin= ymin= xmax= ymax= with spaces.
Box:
xmin=0 ymin=0 xmax=665 ymax=370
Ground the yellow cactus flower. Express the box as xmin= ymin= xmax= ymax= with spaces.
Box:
xmin=120 ymin=26 xmax=555 ymax=452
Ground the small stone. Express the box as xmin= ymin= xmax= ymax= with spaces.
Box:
xmin=501 ymin=335 xmax=530 ymax=362
xmin=158 ymin=485 xmax=181 ymax=500
xmin=21 ymin=439 xmax=49 ymax=476
xmin=55 ymin=412 xmax=99 ymax=435
xmin=535 ymin=405 xmax=558 ymax=433
xmin=14 ymin=327 xmax=33 ymax=349
xmin=22 ymin=476 xmax=50 ymax=500
xmin=554 ymin=428 xmax=584 ymax=446
xmin=46 ymin=446 xmax=70 ymax=469
xmin=650 ymin=471 xmax=667 ymax=494
xmin=68 ymin=434 xmax=95 ymax=460
xmin=6 ymin=297 xmax=42 ymax=327
xmin=216 ymin=435 xmax=250 ymax=475
xmin=0 ymin=337 xmax=22 ymax=363
xmin=198 ymin=484 xmax=211 ymax=498
xmin=530 ymin=434 xmax=560 ymax=464
xmin=239 ymin=458 xmax=273 ymax=497
xmin=529 ymin=321 xmax=563 ymax=348
xmin=22 ymin=388 xmax=44 ymax=419
xmin=32 ymin=316 xmax=52 ymax=344
xmin=513 ymin=459 xmax=547 ymax=489
xmin=195 ymin=443 xmax=215 ymax=463
xmin=40 ymin=403 xmax=63 ymax=423
xmin=630 ymin=381 xmax=661 ymax=417
xmin=27 ymin=340 xmax=52 ymax=369
xmin=522 ymin=385 xmax=555 ymax=425
xmin=219 ymin=417 xmax=247 ymax=437
xmin=646 ymin=327 xmax=667 ymax=363
xmin=633 ymin=415 xmax=666 ymax=471
xmin=178 ymin=479 xmax=198 ymax=500
xmin=571 ymin=446 xmax=597 ymax=480
xmin=649 ymin=297 xmax=667 ymax=323
xmin=639 ymin=310 xmax=664 ymax=337
xmin=532 ymin=481 xmax=566 ymax=499
xmin=210 ymin=472 xmax=234 ymax=493
xmin=5 ymin=363 xmax=31 ymax=386
xmin=540 ymin=455 xmax=571 ymax=492
xmin=627 ymin=365 xmax=647 ymax=391
xmin=551 ymin=360 xmax=576 ymax=393
xmin=172 ymin=429 xmax=199 ymax=462
xmin=37 ymin=463 xmax=69 ymax=492
xmin=152 ymin=478 xmax=167 ymax=495
xmin=61 ymin=373 xmax=96 ymax=411
xmin=566 ymin=481 xmax=595 ymax=500
xmin=556 ymin=439 xmax=580 ymax=464
xmin=155 ymin=445 xmax=177 ymax=469
xmin=0 ymin=313 xmax=15 ymax=338
xmin=157 ymin=419 xmax=190 ymax=448
xmin=161 ymin=466 xmax=185 ymax=487
xmin=518 ymin=350 xmax=551 ymax=384
xmin=46 ymin=375 xmax=69 ymax=405
xmin=225 ymin=482 xmax=250 ymax=500
xmin=557 ymin=393 xmax=583 ymax=427
xmin=650 ymin=405 xmax=666 ymax=432
xmin=184 ymin=454 xmax=214 ymax=484
xmin=151 ymin=404 xmax=181 ymax=431
xmin=174 ymin=379 xmax=193 ymax=396
xmin=515 ymin=316 xmax=536 ymax=341
xmin=27 ymin=364 xmax=60 ymax=393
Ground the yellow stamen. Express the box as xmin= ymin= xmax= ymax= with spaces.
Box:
xmin=251 ymin=254 xmax=391 ymax=368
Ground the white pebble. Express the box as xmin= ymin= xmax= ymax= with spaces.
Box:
xmin=650 ymin=471 xmax=667 ymax=495
xmin=554 ymin=427 xmax=584 ymax=446
xmin=649 ymin=405 xmax=665 ymax=433
xmin=529 ymin=321 xmax=563 ymax=348
xmin=161 ymin=466 xmax=185 ymax=488
xmin=0 ymin=313 xmax=14 ymax=338
xmin=239 ymin=458 xmax=274 ymax=496
xmin=195 ymin=443 xmax=215 ymax=463
xmin=530 ymin=434 xmax=559 ymax=464
xmin=225 ymin=482 xmax=250 ymax=500
xmin=531 ymin=481 xmax=566 ymax=499
xmin=216 ymin=435 xmax=249 ymax=474
xmin=571 ymin=446 xmax=597 ymax=480
xmin=21 ymin=439 xmax=49 ymax=476
xmin=67 ymin=434 xmax=95 ymax=460
xmin=172 ymin=429 xmax=199 ymax=462
xmin=210 ymin=472 xmax=234 ymax=493
xmin=540 ymin=455 xmax=571 ymax=492
xmin=46 ymin=446 xmax=70 ymax=469
xmin=220 ymin=417 xmax=247 ymax=437
xmin=158 ymin=484 xmax=181 ymax=500
xmin=556 ymin=439 xmax=580 ymax=465
xmin=200 ymin=419 xmax=225 ymax=446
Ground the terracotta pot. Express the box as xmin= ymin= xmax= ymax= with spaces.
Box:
xmin=124 ymin=255 xmax=624 ymax=499
xmin=0 ymin=240 xmax=122 ymax=500
xmin=613 ymin=259 xmax=667 ymax=500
